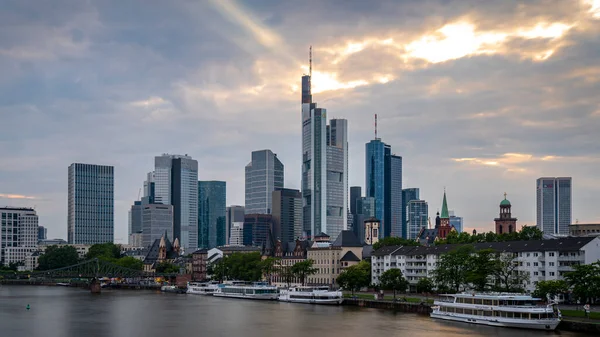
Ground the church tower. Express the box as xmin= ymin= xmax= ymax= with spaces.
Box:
xmin=495 ymin=193 xmax=518 ymax=234
xmin=437 ymin=191 xmax=453 ymax=239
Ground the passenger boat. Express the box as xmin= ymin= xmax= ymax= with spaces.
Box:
xmin=278 ymin=286 xmax=343 ymax=305
xmin=160 ymin=285 xmax=186 ymax=294
xmin=431 ymin=292 xmax=561 ymax=330
xmin=186 ymin=281 xmax=220 ymax=295
xmin=213 ymin=281 xmax=278 ymax=300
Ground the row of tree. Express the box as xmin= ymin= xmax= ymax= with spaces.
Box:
xmin=37 ymin=243 xmax=143 ymax=271
xmin=533 ymin=262 xmax=600 ymax=303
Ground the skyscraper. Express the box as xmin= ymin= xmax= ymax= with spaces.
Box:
xmin=272 ymin=188 xmax=303 ymax=243
xmin=68 ymin=163 xmax=114 ymax=244
xmin=301 ymin=64 xmax=348 ymax=241
xmin=128 ymin=200 xmax=143 ymax=245
xmin=536 ymin=177 xmax=572 ymax=235
xmin=1 ymin=207 xmax=38 ymax=266
xmin=243 ymin=214 xmax=273 ymax=247
xmin=365 ymin=138 xmax=402 ymax=239
xmin=449 ymin=210 xmax=464 ymax=233
xmin=141 ymin=204 xmax=174 ymax=247
xmin=198 ymin=181 xmax=227 ymax=249
xmin=402 ymin=188 xmax=420 ymax=238
xmin=350 ymin=186 xmax=362 ymax=216
xmin=226 ymin=205 xmax=245 ymax=245
xmin=154 ymin=154 xmax=198 ymax=250
xmin=407 ymin=200 xmax=428 ymax=240
xmin=354 ymin=196 xmax=376 ymax=244
xmin=37 ymin=226 xmax=47 ymax=241
xmin=245 ymin=150 xmax=284 ymax=215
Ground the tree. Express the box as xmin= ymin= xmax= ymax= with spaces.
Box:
xmin=155 ymin=262 xmax=180 ymax=274
xmin=564 ymin=262 xmax=600 ymax=304
xmin=492 ymin=253 xmax=528 ymax=292
xmin=519 ymin=226 xmax=543 ymax=241
xmin=466 ymin=249 xmax=497 ymax=291
xmin=533 ymin=280 xmax=569 ymax=300
xmin=115 ymin=256 xmax=143 ymax=270
xmin=260 ymin=257 xmax=279 ymax=285
xmin=37 ymin=245 xmax=80 ymax=271
xmin=291 ymin=260 xmax=318 ymax=286
xmin=433 ymin=245 xmax=474 ymax=292
xmin=86 ymin=243 xmax=121 ymax=261
xmin=379 ymin=269 xmax=409 ymax=299
xmin=337 ymin=264 xmax=370 ymax=295
xmin=416 ymin=277 xmax=434 ymax=294
xmin=280 ymin=265 xmax=296 ymax=287
xmin=373 ymin=237 xmax=419 ymax=250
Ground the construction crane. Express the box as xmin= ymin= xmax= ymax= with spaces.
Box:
xmin=138 ymin=188 xmax=141 ymax=200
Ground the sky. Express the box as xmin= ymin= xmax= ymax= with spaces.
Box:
xmin=1 ymin=0 xmax=600 ymax=243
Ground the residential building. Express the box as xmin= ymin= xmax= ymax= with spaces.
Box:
xmin=245 ymin=150 xmax=284 ymax=215
xmin=68 ymin=163 xmax=114 ymax=244
xmin=272 ymin=188 xmax=303 ymax=243
xmin=371 ymin=237 xmax=600 ymax=292
xmin=198 ymin=181 xmax=227 ymax=249
xmin=141 ymin=204 xmax=174 ymax=248
xmin=37 ymin=226 xmax=47 ymax=241
xmin=129 ymin=200 xmax=143 ymax=246
xmin=154 ymin=154 xmax=198 ymax=250
xmin=225 ymin=205 xmax=245 ymax=245
xmin=301 ymin=71 xmax=348 ymax=240
xmin=306 ymin=230 xmax=363 ymax=286
xmin=449 ymin=211 xmax=463 ymax=233
xmin=494 ymin=193 xmax=518 ymax=235
xmin=229 ymin=222 xmax=244 ymax=246
xmin=1 ymin=207 xmax=39 ymax=266
xmin=243 ymin=214 xmax=273 ymax=247
xmin=191 ymin=249 xmax=208 ymax=281
xmin=364 ymin=218 xmax=380 ymax=245
xmin=365 ymin=137 xmax=402 ymax=239
xmin=407 ymin=200 xmax=428 ymax=240
xmin=536 ymin=177 xmax=572 ymax=235
xmin=402 ymin=188 xmax=420 ymax=238
xmin=570 ymin=223 xmax=600 ymax=236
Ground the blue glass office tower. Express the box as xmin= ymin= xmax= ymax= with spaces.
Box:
xmin=536 ymin=177 xmax=572 ymax=235
xmin=402 ymin=188 xmax=420 ymax=238
xmin=68 ymin=163 xmax=114 ymax=244
xmin=366 ymin=139 xmax=402 ymax=238
xmin=198 ymin=181 xmax=226 ymax=249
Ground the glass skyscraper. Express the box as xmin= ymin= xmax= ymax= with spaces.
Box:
xmin=449 ymin=210 xmax=463 ymax=233
xmin=141 ymin=204 xmax=174 ymax=247
xmin=68 ymin=163 xmax=114 ymax=244
xmin=407 ymin=200 xmax=428 ymax=240
xmin=402 ymin=188 xmax=420 ymax=238
xmin=244 ymin=150 xmax=284 ymax=215
xmin=536 ymin=177 xmax=572 ymax=235
xmin=154 ymin=154 xmax=198 ymax=251
xmin=225 ymin=205 xmax=245 ymax=245
xmin=198 ymin=181 xmax=226 ymax=249
xmin=272 ymin=188 xmax=303 ymax=243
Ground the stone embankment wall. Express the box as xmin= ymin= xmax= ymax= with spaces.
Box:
xmin=559 ymin=320 xmax=600 ymax=333
xmin=343 ymin=299 xmax=432 ymax=315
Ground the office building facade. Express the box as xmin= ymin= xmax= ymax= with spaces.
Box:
xmin=407 ymin=200 xmax=428 ymax=240
xmin=68 ymin=163 xmax=114 ymax=244
xmin=536 ymin=177 xmax=572 ymax=235
xmin=198 ymin=181 xmax=227 ymax=249
xmin=449 ymin=210 xmax=463 ymax=233
xmin=141 ymin=204 xmax=174 ymax=248
xmin=154 ymin=154 xmax=198 ymax=250
xmin=272 ymin=188 xmax=303 ymax=243
xmin=402 ymin=188 xmax=420 ymax=239
xmin=226 ymin=206 xmax=245 ymax=245
xmin=245 ymin=150 xmax=284 ymax=215
xmin=37 ymin=226 xmax=47 ymax=241
xmin=229 ymin=222 xmax=244 ymax=245
xmin=243 ymin=214 xmax=274 ymax=247
xmin=1 ymin=207 xmax=38 ymax=266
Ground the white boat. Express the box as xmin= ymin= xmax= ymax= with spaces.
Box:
xmin=160 ymin=285 xmax=185 ymax=294
xmin=186 ymin=281 xmax=220 ymax=295
xmin=213 ymin=281 xmax=278 ymax=300
xmin=278 ymin=286 xmax=343 ymax=305
xmin=430 ymin=292 xmax=561 ymax=331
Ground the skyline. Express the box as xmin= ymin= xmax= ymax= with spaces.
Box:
xmin=2 ymin=0 xmax=600 ymax=242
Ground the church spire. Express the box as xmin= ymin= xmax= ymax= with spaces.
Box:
xmin=441 ymin=190 xmax=449 ymax=219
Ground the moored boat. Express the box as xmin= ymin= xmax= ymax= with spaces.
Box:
xmin=430 ymin=292 xmax=561 ymax=330
xmin=187 ymin=281 xmax=220 ymax=295
xmin=213 ymin=281 xmax=278 ymax=300
xmin=278 ymin=286 xmax=343 ymax=305
xmin=160 ymin=285 xmax=186 ymax=294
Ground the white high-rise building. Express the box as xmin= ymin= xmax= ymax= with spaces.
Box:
xmin=229 ymin=222 xmax=244 ymax=246
xmin=1 ymin=207 xmax=39 ymax=267
xmin=154 ymin=154 xmax=198 ymax=250
xmin=536 ymin=177 xmax=572 ymax=235
xmin=301 ymin=73 xmax=348 ymax=241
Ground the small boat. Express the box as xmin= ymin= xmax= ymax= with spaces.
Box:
xmin=430 ymin=292 xmax=561 ymax=330
xmin=56 ymin=282 xmax=70 ymax=287
xmin=213 ymin=281 xmax=278 ymax=300
xmin=187 ymin=281 xmax=220 ymax=295
xmin=279 ymin=286 xmax=343 ymax=305
xmin=160 ymin=285 xmax=186 ymax=294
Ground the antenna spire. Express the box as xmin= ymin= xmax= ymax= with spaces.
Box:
xmin=309 ymin=46 xmax=312 ymax=78
xmin=375 ymin=114 xmax=378 ymax=139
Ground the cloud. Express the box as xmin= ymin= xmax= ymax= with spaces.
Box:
xmin=0 ymin=194 xmax=37 ymax=200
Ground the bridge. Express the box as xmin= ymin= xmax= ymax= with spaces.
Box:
xmin=25 ymin=258 xmax=179 ymax=293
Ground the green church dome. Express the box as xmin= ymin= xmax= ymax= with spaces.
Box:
xmin=500 ymin=193 xmax=511 ymax=206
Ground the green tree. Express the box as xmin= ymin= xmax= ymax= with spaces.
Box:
xmin=337 ymin=263 xmax=370 ymax=295
xmin=373 ymin=237 xmax=419 ymax=250
xmin=466 ymin=249 xmax=497 ymax=291
xmin=86 ymin=243 xmax=121 ymax=261
xmin=533 ymin=280 xmax=569 ymax=300
xmin=155 ymin=262 xmax=180 ymax=274
xmin=260 ymin=257 xmax=279 ymax=285
xmin=519 ymin=226 xmax=543 ymax=240
xmin=208 ymin=260 xmax=227 ymax=282
xmin=492 ymin=253 xmax=528 ymax=292
xmin=37 ymin=245 xmax=80 ymax=271
xmin=291 ymin=260 xmax=318 ymax=286
xmin=564 ymin=262 xmax=600 ymax=303
xmin=115 ymin=256 xmax=143 ymax=270
xmin=416 ymin=277 xmax=434 ymax=293
xmin=379 ymin=269 xmax=409 ymax=299
xmin=433 ymin=245 xmax=474 ymax=292
xmin=280 ymin=265 xmax=296 ymax=287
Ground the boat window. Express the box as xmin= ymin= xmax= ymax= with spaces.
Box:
xmin=474 ymin=299 xmax=483 ymax=305
xmin=483 ymin=299 xmax=492 ymax=306
xmin=483 ymin=311 xmax=492 ymax=317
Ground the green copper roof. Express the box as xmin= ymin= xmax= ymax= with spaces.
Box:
xmin=440 ymin=191 xmax=449 ymax=218
xmin=501 ymin=193 xmax=511 ymax=206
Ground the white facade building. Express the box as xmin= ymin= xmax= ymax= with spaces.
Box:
xmin=229 ymin=222 xmax=244 ymax=246
xmin=372 ymin=237 xmax=600 ymax=293
xmin=1 ymin=207 xmax=39 ymax=267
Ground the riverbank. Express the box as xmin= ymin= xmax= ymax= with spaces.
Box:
xmin=0 ymin=279 xmax=162 ymax=290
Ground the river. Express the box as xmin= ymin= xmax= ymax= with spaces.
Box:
xmin=0 ymin=286 xmax=585 ymax=337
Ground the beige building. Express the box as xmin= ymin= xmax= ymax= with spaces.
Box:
xmin=306 ymin=231 xmax=363 ymax=287
xmin=570 ymin=223 xmax=600 ymax=236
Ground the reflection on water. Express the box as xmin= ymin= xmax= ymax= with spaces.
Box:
xmin=0 ymin=286 xmax=585 ymax=337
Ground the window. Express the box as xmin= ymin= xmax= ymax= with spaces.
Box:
xmin=534 ymin=262 xmax=538 ymax=267
xmin=534 ymin=272 xmax=538 ymax=276
xmin=549 ymin=252 xmax=555 ymax=257
xmin=549 ymin=262 xmax=555 ymax=267
xmin=550 ymin=272 xmax=555 ymax=276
